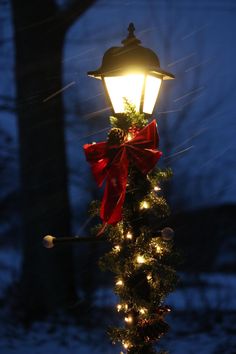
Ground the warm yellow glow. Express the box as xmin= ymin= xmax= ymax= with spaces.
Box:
xmin=143 ymin=75 xmax=162 ymax=114
xmin=114 ymin=245 xmax=121 ymax=252
xmin=116 ymin=279 xmax=124 ymax=286
xmin=104 ymin=74 xmax=145 ymax=113
xmin=139 ymin=307 xmax=147 ymax=314
xmin=117 ymin=303 xmax=128 ymax=312
xmin=123 ymin=341 xmax=130 ymax=349
xmin=124 ymin=316 xmax=133 ymax=323
xmin=127 ymin=132 xmax=133 ymax=141
xmin=156 ymin=244 xmax=162 ymax=253
xmin=137 ymin=255 xmax=146 ymax=264
xmin=117 ymin=304 xmax=122 ymax=312
xmin=126 ymin=231 xmax=133 ymax=239
xmin=140 ymin=200 xmax=150 ymax=210
xmin=154 ymin=186 xmax=161 ymax=192
xmin=147 ymin=273 xmax=152 ymax=280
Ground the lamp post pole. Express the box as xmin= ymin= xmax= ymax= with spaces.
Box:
xmin=44 ymin=23 xmax=177 ymax=354
xmin=85 ymin=23 xmax=176 ymax=354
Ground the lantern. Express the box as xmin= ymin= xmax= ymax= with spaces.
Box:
xmin=88 ymin=23 xmax=174 ymax=115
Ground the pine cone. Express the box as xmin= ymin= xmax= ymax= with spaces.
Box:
xmin=107 ymin=128 xmax=125 ymax=146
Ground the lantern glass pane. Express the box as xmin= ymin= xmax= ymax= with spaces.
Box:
xmin=143 ymin=75 xmax=162 ymax=114
xmin=104 ymin=74 xmax=145 ymax=113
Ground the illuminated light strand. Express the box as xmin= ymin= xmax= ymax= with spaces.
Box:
xmin=154 ymin=185 xmax=161 ymax=192
xmin=136 ymin=255 xmax=146 ymax=264
xmin=122 ymin=341 xmax=131 ymax=349
xmin=124 ymin=315 xmax=133 ymax=323
xmin=155 ymin=244 xmax=162 ymax=253
xmin=116 ymin=279 xmax=124 ymax=286
xmin=114 ymin=245 xmax=121 ymax=252
xmin=117 ymin=303 xmax=128 ymax=312
xmin=139 ymin=307 xmax=147 ymax=314
xmin=126 ymin=231 xmax=133 ymax=239
xmin=127 ymin=132 xmax=133 ymax=141
xmin=140 ymin=200 xmax=150 ymax=210
xmin=117 ymin=304 xmax=122 ymax=312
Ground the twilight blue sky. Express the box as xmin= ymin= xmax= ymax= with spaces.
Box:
xmin=63 ymin=0 xmax=236 ymax=218
xmin=1 ymin=0 xmax=236 ymax=229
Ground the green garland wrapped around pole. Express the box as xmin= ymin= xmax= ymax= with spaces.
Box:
xmin=85 ymin=24 xmax=179 ymax=353
xmin=85 ymin=101 xmax=179 ymax=354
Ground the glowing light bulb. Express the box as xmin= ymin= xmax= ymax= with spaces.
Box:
xmin=140 ymin=200 xmax=150 ymax=210
xmin=139 ymin=307 xmax=147 ymax=314
xmin=154 ymin=186 xmax=161 ymax=191
xmin=117 ymin=304 xmax=122 ymax=312
xmin=127 ymin=133 xmax=133 ymax=141
xmin=104 ymin=74 xmax=145 ymax=113
xmin=114 ymin=245 xmax=121 ymax=252
xmin=126 ymin=231 xmax=133 ymax=239
xmin=147 ymin=273 xmax=152 ymax=280
xmin=123 ymin=341 xmax=130 ymax=349
xmin=156 ymin=245 xmax=162 ymax=253
xmin=124 ymin=304 xmax=128 ymax=310
xmin=137 ymin=255 xmax=146 ymax=264
xmin=124 ymin=316 xmax=133 ymax=323
xmin=116 ymin=279 xmax=124 ymax=286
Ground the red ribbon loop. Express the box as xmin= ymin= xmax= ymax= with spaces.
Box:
xmin=83 ymin=120 xmax=162 ymax=225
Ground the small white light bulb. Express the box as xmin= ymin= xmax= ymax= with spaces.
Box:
xmin=139 ymin=307 xmax=147 ymax=314
xmin=123 ymin=341 xmax=130 ymax=349
xmin=137 ymin=255 xmax=146 ymax=264
xmin=156 ymin=245 xmax=162 ymax=253
xmin=124 ymin=316 xmax=133 ymax=323
xmin=126 ymin=231 xmax=133 ymax=239
xmin=117 ymin=304 xmax=122 ymax=312
xmin=114 ymin=245 xmax=121 ymax=252
xmin=154 ymin=186 xmax=161 ymax=191
xmin=116 ymin=279 xmax=124 ymax=286
xmin=127 ymin=133 xmax=133 ymax=141
xmin=140 ymin=200 xmax=150 ymax=210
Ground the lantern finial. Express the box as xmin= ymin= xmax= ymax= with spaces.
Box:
xmin=128 ymin=23 xmax=135 ymax=37
xmin=122 ymin=22 xmax=141 ymax=46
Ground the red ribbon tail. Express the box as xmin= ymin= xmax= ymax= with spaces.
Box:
xmin=96 ymin=223 xmax=108 ymax=236
xmin=100 ymin=149 xmax=129 ymax=225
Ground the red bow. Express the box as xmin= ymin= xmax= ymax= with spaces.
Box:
xmin=83 ymin=120 xmax=162 ymax=225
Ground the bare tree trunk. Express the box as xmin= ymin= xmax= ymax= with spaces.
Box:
xmin=11 ymin=0 xmax=75 ymax=318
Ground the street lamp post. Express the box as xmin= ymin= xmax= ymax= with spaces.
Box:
xmin=88 ymin=23 xmax=174 ymax=115
xmin=44 ymin=22 xmax=177 ymax=354
xmin=84 ymin=23 xmax=177 ymax=354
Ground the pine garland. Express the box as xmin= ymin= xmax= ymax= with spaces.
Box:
xmin=90 ymin=102 xmax=179 ymax=353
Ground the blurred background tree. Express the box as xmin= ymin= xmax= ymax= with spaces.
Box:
xmin=11 ymin=0 xmax=96 ymax=320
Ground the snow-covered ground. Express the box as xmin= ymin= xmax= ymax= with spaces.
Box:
xmin=1 ymin=247 xmax=236 ymax=354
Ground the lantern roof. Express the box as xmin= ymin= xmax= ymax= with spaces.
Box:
xmin=88 ymin=23 xmax=175 ymax=80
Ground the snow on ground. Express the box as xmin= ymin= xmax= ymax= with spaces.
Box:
xmin=1 ymin=307 xmax=236 ymax=354
xmin=1 ymin=247 xmax=236 ymax=354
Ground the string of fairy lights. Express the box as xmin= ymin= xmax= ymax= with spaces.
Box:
xmin=110 ymin=182 xmax=174 ymax=352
